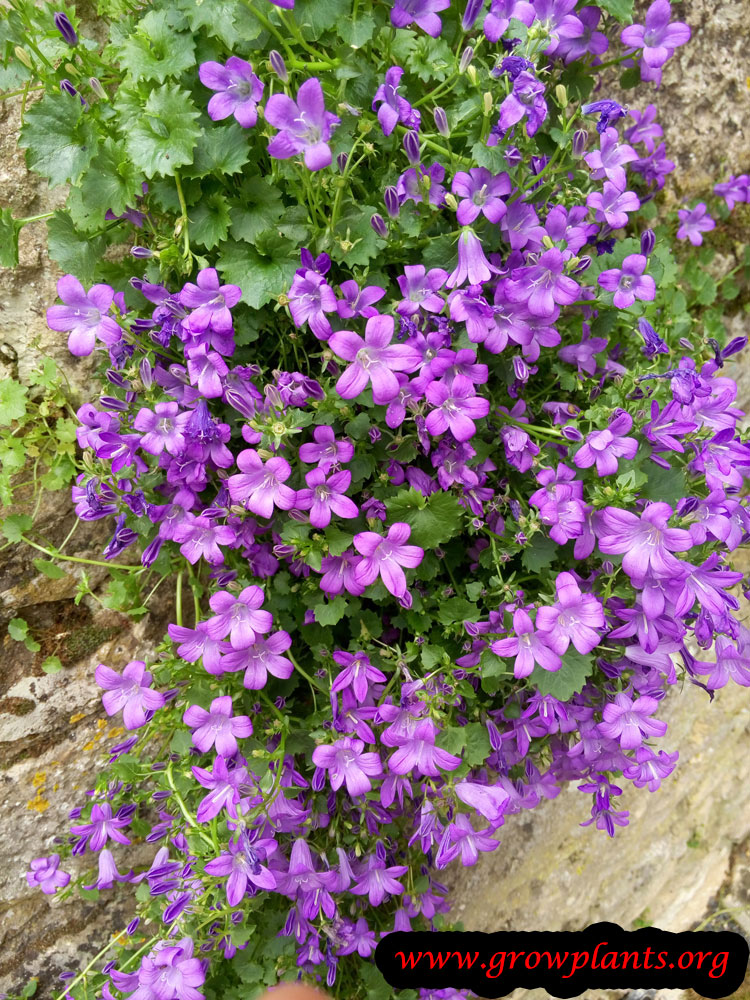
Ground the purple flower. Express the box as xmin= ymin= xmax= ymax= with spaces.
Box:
xmin=204 ymin=836 xmax=276 ymax=905
xmin=624 ymin=104 xmax=663 ymax=153
xmin=295 ymin=469 xmax=358 ymax=528
xmin=509 ymin=247 xmax=580 ymax=317
xmin=623 ymin=747 xmax=679 ymax=791
xmin=535 ymin=572 xmax=605 ymax=655
xmin=27 ymin=854 xmax=70 ymax=894
xmin=596 ymin=502 xmax=693 ymax=583
xmin=221 ymin=631 xmax=294 ymax=689
xmin=691 ymin=635 xmax=750 ymax=690
xmin=574 ymin=409 xmax=639 ymax=476
xmin=274 ymin=838 xmax=337 ymax=901
xmin=203 ymin=585 xmax=273 ymax=648
xmin=454 ymin=780 xmax=511 ymax=828
xmin=329 ymin=314 xmax=422 ymax=405
xmin=587 ymin=182 xmax=640 ymax=229
xmin=390 ymin=0 xmax=450 ymax=37
xmin=497 ymin=71 xmax=548 ymax=138
xmin=288 ymin=270 xmax=337 ymax=340
xmin=180 ymin=268 xmax=241 ymax=335
xmin=336 ymin=280 xmax=386 ymax=319
xmin=490 ymin=608 xmax=565 ymax=678
xmin=353 ymin=522 xmax=424 ymax=598
xmin=47 ymin=275 xmax=120 ymax=357
xmin=446 ymin=229 xmax=500 ymax=289
xmin=638 ymin=318 xmax=669 ymax=358
xmin=312 ymin=737 xmax=383 ymax=796
xmin=331 ymin=650 xmax=387 ymax=702
xmin=676 ymin=203 xmax=715 ymax=246
xmin=132 ymin=402 xmax=189 ymax=456
xmin=395 ymin=266 xmax=449 ymax=315
xmin=198 ymin=57 xmax=263 ymax=128
xmin=451 ymin=167 xmax=511 ymax=226
xmin=84 ymin=848 xmax=134 ymax=890
xmin=436 ymin=814 xmax=499 ymax=868
xmin=137 ymin=937 xmax=205 ymax=1000
xmin=581 ymin=99 xmax=629 ymax=134
xmin=192 ymin=757 xmax=248 ymax=822
xmin=598 ymin=254 xmax=656 ymax=309
xmin=172 ymin=514 xmax=236 ymax=565
xmin=227 ymin=449 xmax=296 ymax=517
xmin=620 ymin=0 xmax=690 ymax=68
xmin=387 ymin=718 xmax=462 ymax=777
xmin=584 ymin=127 xmax=638 ymax=190
xmin=70 ymin=803 xmax=132 ymax=851
xmin=425 ymin=374 xmax=490 ymax=442
xmin=183 ymin=695 xmax=253 ymax=756
xmin=298 ymin=425 xmax=354 ymax=471
xmin=372 ymin=67 xmax=419 ymax=136
xmin=396 ymin=163 xmax=447 ymax=207
xmin=95 ymin=660 xmax=165 ymax=730
xmin=556 ymin=5 xmax=609 ymax=63
xmin=599 ymin=692 xmax=668 ymax=749
xmin=53 ymin=12 xmax=78 ymax=46
xmin=714 ymin=174 xmax=750 ymax=211
xmin=265 ymin=78 xmax=340 ymax=171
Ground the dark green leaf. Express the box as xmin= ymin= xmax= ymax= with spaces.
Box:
xmin=19 ymin=95 xmax=98 ymax=186
xmin=188 ymin=125 xmax=251 ymax=177
xmin=640 ymin=461 xmax=687 ymax=506
xmin=312 ymin=596 xmax=348 ymax=626
xmin=77 ymin=138 xmax=145 ymax=227
xmin=32 ymin=559 xmax=67 ymax=580
xmin=1 ymin=513 xmax=33 ymax=542
xmin=294 ymin=0 xmax=351 ymax=38
xmin=229 ymin=179 xmax=284 ymax=242
xmin=0 ymin=207 xmax=21 ymax=268
xmin=215 ymin=241 xmax=296 ymax=309
xmin=599 ymin=0 xmax=635 ymax=22
xmin=530 ymin=647 xmax=593 ymax=700
xmin=0 ymin=381 xmax=27 ymax=425
xmin=436 ymin=597 xmax=480 ymax=626
xmin=520 ymin=533 xmax=558 ymax=573
xmin=120 ymin=84 xmax=201 ymax=178
xmin=462 ymin=722 xmax=492 ymax=767
xmin=386 ymin=488 xmax=464 ymax=548
xmin=118 ymin=10 xmax=196 ymax=83
xmin=190 ymin=191 xmax=231 ymax=249
xmin=46 ymin=211 xmax=108 ymax=285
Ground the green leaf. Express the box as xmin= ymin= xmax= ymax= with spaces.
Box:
xmin=32 ymin=559 xmax=67 ymax=580
xmin=420 ymin=643 xmax=444 ymax=669
xmin=41 ymin=656 xmax=64 ymax=674
xmin=1 ymin=513 xmax=33 ymax=542
xmin=338 ymin=14 xmax=376 ymax=48
xmin=121 ymin=84 xmax=201 ymax=179
xmin=0 ymin=207 xmax=21 ymax=268
xmin=470 ymin=141 xmax=509 ymax=173
xmin=312 ymin=596 xmax=348 ymax=626
xmin=640 ymin=461 xmax=687 ymax=506
xmin=189 ymin=125 xmax=251 ymax=178
xmin=0 ymin=380 xmax=27 ymax=425
xmin=462 ymin=722 xmax=492 ymax=767
xmin=76 ymin=138 xmax=145 ymax=227
xmin=46 ymin=211 xmax=107 ymax=285
xmin=216 ymin=241 xmax=296 ymax=309
xmin=229 ymin=179 xmax=284 ymax=242
xmin=386 ymin=488 xmax=464 ymax=548
xmin=598 ymin=0 xmax=634 ymax=21
xmin=118 ymin=10 xmax=196 ymax=83
xmin=324 ymin=526 xmax=353 ymax=557
xmin=344 ymin=411 xmax=370 ymax=440
xmin=175 ymin=0 xmax=261 ymax=46
xmin=294 ymin=0 xmax=351 ymax=38
xmin=530 ymin=647 xmax=593 ymax=700
xmin=19 ymin=95 xmax=98 ymax=186
xmin=436 ymin=597 xmax=480 ymax=626
xmin=8 ymin=618 xmax=29 ymax=641
xmin=190 ymin=191 xmax=231 ymax=249
xmin=331 ymin=205 xmax=382 ymax=267
xmin=435 ymin=726 xmax=467 ymax=757
xmin=521 ymin=533 xmax=559 ymax=573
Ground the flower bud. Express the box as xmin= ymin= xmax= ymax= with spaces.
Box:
xmin=541 ymin=234 xmax=555 ymax=250
xmin=561 ymin=425 xmax=583 ymax=442
xmin=53 ymin=11 xmax=78 ymax=47
xmin=268 ymin=50 xmax=288 ymax=82
xmin=602 ymin=560 xmax=614 ymax=575
xmin=384 ymin=185 xmax=400 ymax=218
xmin=467 ymin=64 xmax=478 ymax=85
xmin=462 ymin=0 xmax=484 ymax=29
xmin=130 ymin=246 xmax=154 ymax=258
xmin=89 ymin=77 xmax=107 ymax=100
xmin=555 ymin=84 xmax=568 ymax=108
xmin=640 ymin=228 xmax=655 ymax=256
xmin=60 ymin=78 xmax=78 ymax=98
xmin=370 ymin=213 xmax=388 ymax=238
xmin=14 ymin=46 xmax=32 ymax=68
xmin=402 ymin=129 xmax=420 ymax=165
xmin=571 ymin=255 xmax=592 ymax=275
xmin=444 ymin=192 xmax=458 ymax=211
xmin=483 ymin=92 xmax=493 ymax=115
xmin=433 ymin=106 xmax=449 ymax=137
xmin=459 ymin=46 xmax=475 ymax=73
xmin=572 ymin=128 xmax=588 ymax=157
xmin=336 ymin=152 xmax=348 ymax=172
xmin=139 ymin=357 xmax=153 ymax=389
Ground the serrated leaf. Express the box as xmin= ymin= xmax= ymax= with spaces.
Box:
xmin=435 ymin=725 xmax=466 ymax=757
xmin=640 ymin=462 xmax=687 ymax=506
xmin=470 ymin=140 xmax=509 ymax=173
xmin=598 ymin=0 xmax=635 ymax=22
xmin=312 ymin=596 xmax=348 ymax=626
xmin=294 ymin=0 xmax=351 ymax=38
xmin=324 ymin=526 xmax=353 ymax=557
xmin=118 ymin=10 xmax=196 ymax=83
xmin=120 ymin=84 xmax=201 ymax=179
xmin=0 ymin=380 xmax=27 ymax=425
xmin=215 ymin=241 xmax=296 ymax=309
xmin=338 ymin=14 xmax=375 ymax=48
xmin=175 ymin=0 xmax=256 ymax=46
xmin=188 ymin=125 xmax=251 ymax=178
xmin=19 ymin=95 xmax=98 ymax=186
xmin=229 ymin=179 xmax=284 ymax=243
xmin=520 ymin=533 xmax=558 ymax=573
xmin=461 ymin=722 xmax=492 ymax=767
xmin=530 ymin=647 xmax=593 ymax=700
xmin=1 ymin=514 xmax=33 ymax=542
xmin=189 ymin=191 xmax=231 ymax=249
xmin=331 ymin=205 xmax=382 ymax=267
xmin=386 ymin=488 xmax=463 ymax=549
xmin=77 ymin=138 xmax=145 ymax=227
xmin=47 ymin=211 xmax=107 ymax=285
xmin=436 ymin=597 xmax=480 ymax=626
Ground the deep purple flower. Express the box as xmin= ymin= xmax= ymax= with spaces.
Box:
xmin=329 ymin=314 xmax=422 ymax=405
xmin=353 ymin=522 xmax=424 ymax=598
xmin=599 ymin=692 xmax=668 ymax=749
xmin=425 ymin=375 xmax=490 ymax=442
xmin=598 ymin=254 xmax=655 ymax=309
xmin=95 ymin=660 xmax=165 ymax=730
xmin=183 ymin=695 xmax=253 ymax=756
xmin=312 ymin=737 xmax=383 ymax=796
xmin=372 ymin=67 xmax=419 ymax=136
xmin=390 ymin=0 xmax=450 ymax=37
xmin=396 ymin=163 xmax=447 ymax=207
xmin=27 ymin=854 xmax=70 ymax=895
xmin=227 ymin=450 xmax=296 ymax=517
xmin=265 ymin=78 xmax=340 ymax=171
xmin=497 ymin=71 xmax=548 ymax=137
xmin=198 ymin=58 xmax=264 ymax=127
xmin=620 ymin=0 xmax=691 ymax=68
xmin=331 ymin=650 xmax=387 ymax=702
xmin=132 ymin=402 xmax=189 ymax=456
xmin=451 ymin=168 xmax=511 ymax=225
xmin=676 ymin=203 xmax=715 ymax=246
xmin=556 ymin=5 xmax=608 ymax=63
xmin=596 ymin=503 xmax=693 ymax=583
xmin=70 ymin=803 xmax=132 ymax=851
xmin=638 ymin=318 xmax=669 ymax=358
xmin=47 ymin=275 xmax=120 ymax=357
xmin=204 ymin=836 xmax=276 ymax=905
xmin=295 ymin=469 xmax=358 ymax=528
xmin=582 ymin=99 xmax=628 ymax=134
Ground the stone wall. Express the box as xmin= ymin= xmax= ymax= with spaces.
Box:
xmin=1 ymin=1 xmax=750 ymax=996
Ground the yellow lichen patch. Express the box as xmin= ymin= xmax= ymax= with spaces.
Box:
xmin=97 ymin=718 xmax=108 ymax=730
xmin=28 ymin=772 xmax=49 ymax=812
xmin=69 ymin=711 xmax=86 ymax=724
xmin=32 ymin=771 xmax=46 ymax=788
xmin=108 ymin=726 xmax=125 ymax=739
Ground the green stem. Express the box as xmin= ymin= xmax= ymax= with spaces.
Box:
xmin=280 ymin=10 xmax=336 ymax=64
xmin=174 ymin=171 xmax=191 ymax=261
xmin=19 ymin=535 xmax=142 ymax=571
xmin=165 ymin=766 xmax=214 ymax=846
xmin=287 ymin=650 xmax=327 ymax=693
xmin=328 ymin=138 xmax=365 ymax=236
xmin=175 ymin=571 xmax=183 ymax=628
xmin=0 ymin=86 xmax=44 ymax=100
xmin=52 ymin=927 xmax=130 ymax=1000
xmin=19 ymin=211 xmax=54 ymax=224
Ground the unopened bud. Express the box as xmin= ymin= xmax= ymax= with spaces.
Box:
xmin=60 ymin=78 xmax=78 ymax=98
xmin=467 ymin=64 xmax=478 ymax=85
xmin=336 ymin=152 xmax=348 ymax=172
xmin=555 ymin=84 xmax=568 ymax=108
xmin=462 ymin=0 xmax=484 ymax=29
xmin=264 ymin=385 xmax=283 ymax=408
xmin=640 ymin=228 xmax=655 ymax=256
xmin=53 ymin=11 xmax=78 ymax=47
xmin=384 ymin=185 xmax=400 ymax=218
xmin=89 ymin=77 xmax=107 ymax=100
xmin=269 ymin=50 xmax=288 ymax=82
xmin=130 ymin=246 xmax=154 ymax=259
xmin=444 ymin=193 xmax=458 ymax=211
xmin=483 ymin=92 xmax=494 ymax=115
xmin=14 ymin=46 xmax=32 ymax=68
xmin=370 ymin=213 xmax=388 ymax=238
xmin=459 ymin=46 xmax=474 ymax=73
xmin=572 ymin=255 xmax=592 ymax=275
xmin=139 ymin=357 xmax=153 ymax=389
xmin=403 ymin=129 xmax=420 ymax=165
xmin=541 ymin=234 xmax=555 ymax=250
xmin=572 ymin=128 xmax=588 ymax=157
xmin=433 ymin=106 xmax=449 ymax=137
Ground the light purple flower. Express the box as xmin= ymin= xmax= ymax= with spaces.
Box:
xmin=192 ymin=756 xmax=248 ymax=822
xmin=509 ymin=247 xmax=580 ymax=317
xmin=490 ymin=608 xmax=565 ymax=678
xmin=676 ymin=203 xmax=715 ymax=246
xmin=83 ymin=848 xmax=134 ymax=890
xmin=587 ymin=182 xmax=640 ymax=229
xmin=288 ymin=270 xmax=337 ymax=340
xmin=395 ymin=266 xmax=449 ymax=315
xmin=329 ymin=314 xmax=422 ymax=405
xmin=203 ymin=586 xmax=273 ymax=649
xmin=220 ymin=631 xmax=294 ymax=689
xmin=336 ymin=280 xmax=386 ymax=319
xmin=446 ymin=229 xmax=500 ymax=289
xmin=204 ymin=836 xmax=276 ymax=906
xmin=535 ymin=572 xmax=605 ymax=655
xmin=451 ymin=167 xmax=511 ymax=226
xmin=132 ymin=402 xmax=189 ymax=457
xmin=312 ymin=737 xmax=383 ymax=796
xmin=584 ymin=127 xmax=638 ymax=190
xmin=372 ymin=66 xmax=419 ymax=136
xmin=227 ymin=449 xmax=296 ymax=518
xmin=298 ymin=425 xmax=354 ymax=471
xmin=198 ymin=57 xmax=264 ymax=128
xmin=484 ymin=0 xmax=534 ymax=42
xmin=353 ymin=522 xmax=424 ymax=598
xmin=183 ymin=695 xmax=253 ymax=756
xmin=598 ymin=253 xmax=656 ymax=309
xmin=624 ymin=104 xmax=663 ymax=153
xmin=596 ymin=502 xmax=693 ymax=583
xmin=295 ymin=468 xmax=358 ymax=528
xmin=70 ymin=802 xmax=132 ymax=851
xmin=598 ymin=692 xmax=668 ymax=749
xmin=390 ymin=0 xmax=450 ymax=37
xmin=265 ymin=78 xmax=340 ymax=171
xmin=573 ymin=409 xmax=639 ymax=476
xmin=331 ymin=650 xmax=387 ymax=702
xmin=454 ymin=780 xmax=511 ymax=828
xmin=620 ymin=0 xmax=691 ymax=68
xmin=497 ymin=71 xmax=548 ymax=138
xmin=387 ymin=718 xmax=462 ymax=777
xmin=95 ymin=660 xmax=165 ymax=730
xmin=691 ymin=635 xmax=750 ymax=690
xmin=172 ymin=514 xmax=236 ymax=565
xmin=27 ymin=854 xmax=70 ymax=895
xmin=425 ymin=374 xmax=490 ymax=442
xmin=556 ymin=5 xmax=609 ymax=63
xmin=714 ymin=175 xmax=750 ymax=212
xmin=435 ymin=814 xmax=499 ymax=868
xmin=180 ymin=268 xmax=241 ymax=334
xmin=47 ymin=275 xmax=120 ymax=357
